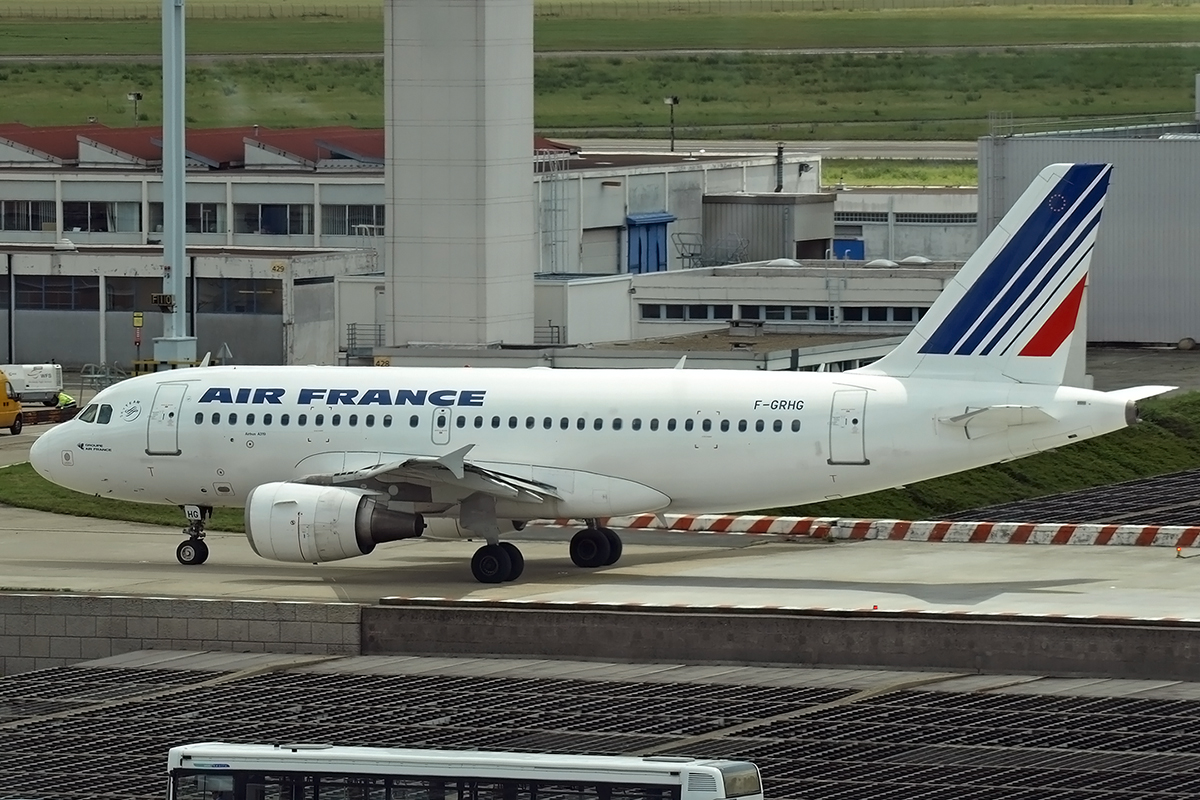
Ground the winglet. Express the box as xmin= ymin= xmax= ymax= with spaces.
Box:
xmin=435 ymin=444 xmax=475 ymax=480
xmin=674 ymin=356 xmax=687 ymax=370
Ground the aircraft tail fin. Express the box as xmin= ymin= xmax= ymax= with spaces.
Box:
xmin=856 ymin=163 xmax=1112 ymax=385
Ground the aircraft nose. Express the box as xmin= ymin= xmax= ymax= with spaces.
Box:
xmin=29 ymin=428 xmax=56 ymax=481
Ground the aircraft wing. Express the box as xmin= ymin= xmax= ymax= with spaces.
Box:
xmin=296 ymin=445 xmax=561 ymax=504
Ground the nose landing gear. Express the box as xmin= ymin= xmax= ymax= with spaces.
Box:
xmin=176 ymin=504 xmax=212 ymax=566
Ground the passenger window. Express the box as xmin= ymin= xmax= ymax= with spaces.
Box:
xmin=455 ymin=416 xmax=466 ymax=428
xmin=194 ymin=412 xmax=203 ymax=425
xmin=436 ymin=412 xmax=447 ymax=428
xmin=314 ymin=414 xmax=324 ymax=426
xmin=246 ymin=413 xmax=256 ymax=425
xmin=282 ymin=414 xmax=290 ymax=426
xmin=79 ymin=404 xmax=98 ymax=422
xmin=773 ymin=419 xmax=783 ymax=432
xmin=577 ymin=417 xmax=585 ymax=430
xmin=211 ymin=412 xmax=220 ymax=425
xmin=409 ymin=415 xmax=419 ymax=428
xmin=228 ymin=412 xmax=238 ymax=425
xmin=509 ymin=416 xmax=518 ymax=429
xmin=332 ymin=414 xmax=341 ymax=426
xmin=613 ymin=418 xmax=623 ymax=430
xmin=382 ymin=415 xmax=392 ymax=428
xmin=755 ymin=419 xmax=765 ymax=432
xmin=720 ymin=419 xmax=729 ymax=432
xmin=365 ymin=415 xmax=373 ymax=427
xmin=298 ymin=414 xmax=308 ymax=426
xmin=543 ymin=417 xmax=552 ymax=430
xmin=97 ymin=404 xmax=113 ymax=424
xmin=684 ymin=419 xmax=694 ymax=432
xmin=349 ymin=414 xmax=358 ymax=426
xmin=525 ymin=416 xmax=535 ymax=429
xmin=632 ymin=418 xmax=642 ymax=431
xmin=492 ymin=416 xmax=501 ymax=429
xmin=738 ymin=419 xmax=748 ymax=432
xmin=650 ymin=418 xmax=659 ymax=431
xmin=474 ymin=415 xmax=483 ymax=428
xmin=593 ymin=418 xmax=604 ymax=430
xmin=263 ymin=413 xmax=272 ymax=425
xmin=791 ymin=419 xmax=801 ymax=432
xmin=667 ymin=418 xmax=676 ymax=431
xmin=701 ymin=419 xmax=711 ymax=432
xmin=560 ymin=417 xmax=569 ymax=429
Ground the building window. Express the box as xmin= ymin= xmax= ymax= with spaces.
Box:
xmin=61 ymin=201 xmax=140 ymax=233
xmin=713 ymin=305 xmax=733 ymax=320
xmin=740 ymin=305 xmax=760 ymax=320
xmin=15 ymin=276 xmax=99 ymax=310
xmin=868 ymin=307 xmax=888 ymax=322
xmin=895 ymin=212 xmax=977 ymax=224
xmin=843 ymin=307 xmax=864 ymax=322
xmin=0 ymin=200 xmax=55 ymax=232
xmin=321 ymin=204 xmax=385 ymax=236
xmin=233 ymin=203 xmax=313 ymax=235
xmin=639 ymin=304 xmax=662 ymax=320
xmin=834 ymin=211 xmax=888 ymax=223
xmin=149 ymin=202 xmax=226 ymax=234
xmin=664 ymin=305 xmax=685 ymax=320
xmin=105 ymin=277 xmax=163 ymax=312
xmin=195 ymin=278 xmax=282 ymax=314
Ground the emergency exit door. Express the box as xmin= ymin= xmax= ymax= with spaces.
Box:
xmin=828 ymin=389 xmax=869 ymax=465
xmin=146 ymin=383 xmax=189 ymax=456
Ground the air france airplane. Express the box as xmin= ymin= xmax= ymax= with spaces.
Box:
xmin=29 ymin=164 xmax=1171 ymax=583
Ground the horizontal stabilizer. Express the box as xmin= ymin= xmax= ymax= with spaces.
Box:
xmin=1104 ymin=385 xmax=1176 ymax=402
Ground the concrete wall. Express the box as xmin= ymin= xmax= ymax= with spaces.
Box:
xmin=6 ymin=594 xmax=1197 ymax=681
xmin=363 ymin=602 xmax=1200 ymax=682
xmin=0 ymin=594 xmax=359 ymax=676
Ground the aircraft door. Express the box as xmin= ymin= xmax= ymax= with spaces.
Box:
xmin=431 ymin=407 xmax=452 ymax=445
xmin=828 ymin=389 xmax=869 ymax=465
xmin=146 ymin=383 xmax=189 ymax=456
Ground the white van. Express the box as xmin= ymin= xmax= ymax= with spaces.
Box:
xmin=0 ymin=364 xmax=63 ymax=406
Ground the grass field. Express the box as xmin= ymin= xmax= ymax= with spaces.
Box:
xmin=2 ymin=391 xmax=1198 ymax=528
xmin=7 ymin=7 xmax=1200 ymax=54
xmin=4 ymin=48 xmax=1198 ymax=137
xmin=821 ymin=159 xmax=976 ymax=186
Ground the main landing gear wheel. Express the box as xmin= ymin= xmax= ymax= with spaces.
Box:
xmin=471 ymin=543 xmax=512 ymax=584
xmin=600 ymin=527 xmax=622 ymax=565
xmin=176 ymin=539 xmax=209 ymax=566
xmin=570 ymin=528 xmax=613 ymax=568
xmin=499 ymin=542 xmax=525 ymax=581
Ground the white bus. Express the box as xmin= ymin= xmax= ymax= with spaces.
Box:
xmin=167 ymin=743 xmax=763 ymax=800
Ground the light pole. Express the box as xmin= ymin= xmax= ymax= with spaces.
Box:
xmin=663 ymin=95 xmax=679 ymax=152
xmin=126 ymin=92 xmax=143 ymax=124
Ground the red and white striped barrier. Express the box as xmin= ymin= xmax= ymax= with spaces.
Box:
xmin=540 ymin=515 xmax=1200 ymax=548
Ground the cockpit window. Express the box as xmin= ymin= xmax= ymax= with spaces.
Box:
xmin=96 ymin=404 xmax=113 ymax=424
xmin=78 ymin=404 xmax=98 ymax=423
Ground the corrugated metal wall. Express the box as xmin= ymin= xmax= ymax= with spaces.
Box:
xmin=702 ymin=202 xmax=789 ymax=262
xmin=979 ymin=136 xmax=1200 ymax=344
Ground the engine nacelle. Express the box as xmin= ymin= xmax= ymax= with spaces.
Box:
xmin=245 ymin=482 xmax=425 ymax=563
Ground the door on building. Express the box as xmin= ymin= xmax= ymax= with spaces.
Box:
xmin=828 ymin=389 xmax=869 ymax=465
xmin=580 ymin=227 xmax=622 ymax=273
xmin=431 ymin=407 xmax=452 ymax=446
xmin=833 ymin=238 xmax=865 ymax=260
xmin=146 ymin=383 xmax=189 ymax=456
xmin=626 ymin=212 xmax=676 ymax=274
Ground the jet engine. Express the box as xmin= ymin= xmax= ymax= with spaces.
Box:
xmin=244 ymin=482 xmax=425 ymax=563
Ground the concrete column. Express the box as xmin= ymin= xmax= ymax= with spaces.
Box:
xmin=385 ymin=0 xmax=535 ymax=346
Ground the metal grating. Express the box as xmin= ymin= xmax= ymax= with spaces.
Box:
xmin=948 ymin=467 xmax=1200 ymax=525
xmin=1 ymin=666 xmax=1200 ymax=799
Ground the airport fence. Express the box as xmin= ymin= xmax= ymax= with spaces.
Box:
xmin=0 ymin=0 xmax=1187 ymax=18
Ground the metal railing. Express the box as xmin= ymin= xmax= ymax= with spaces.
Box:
xmin=346 ymin=322 xmax=386 ymax=356
xmin=534 ymin=325 xmax=564 ymax=345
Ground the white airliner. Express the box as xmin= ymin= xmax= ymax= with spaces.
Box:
xmin=29 ymin=163 xmax=1171 ymax=583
